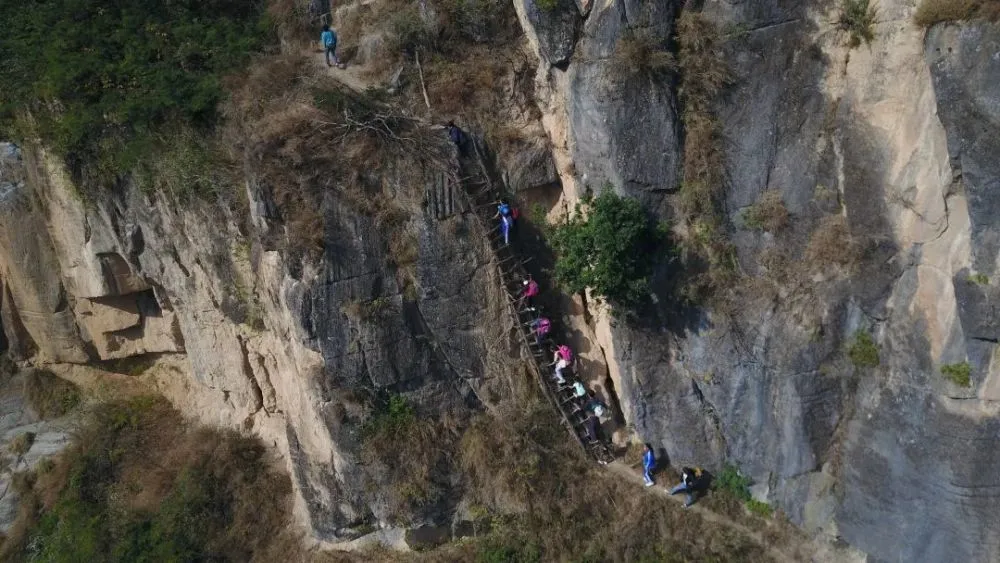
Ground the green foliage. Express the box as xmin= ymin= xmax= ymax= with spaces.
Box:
xmin=838 ymin=0 xmax=878 ymax=48
xmin=362 ymin=394 xmax=416 ymax=440
xmin=941 ymin=362 xmax=972 ymax=387
xmin=21 ymin=397 xmax=290 ymax=562
xmin=549 ymin=191 xmax=663 ymax=308
xmin=714 ymin=464 xmax=752 ymax=503
xmin=745 ymin=498 xmax=774 ymax=517
xmin=534 ymin=0 xmax=559 ymax=11
xmin=968 ymin=273 xmax=990 ymax=285
xmin=23 ymin=369 xmax=81 ymax=419
xmin=0 ymin=0 xmax=271 ymax=184
xmin=848 ymin=330 xmax=880 ymax=369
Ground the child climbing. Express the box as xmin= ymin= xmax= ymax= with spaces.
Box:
xmin=529 ymin=316 xmax=551 ymax=346
xmin=321 ymin=25 xmax=339 ymax=67
xmin=494 ymin=199 xmax=517 ymax=245
xmin=551 ymin=344 xmax=573 ymax=384
xmin=520 ymin=276 xmax=539 ymax=310
xmin=643 ymin=443 xmax=656 ymax=487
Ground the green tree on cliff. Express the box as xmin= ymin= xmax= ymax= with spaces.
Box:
xmin=550 ymin=190 xmax=663 ymax=309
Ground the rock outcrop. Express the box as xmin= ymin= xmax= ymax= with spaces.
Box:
xmin=516 ymin=0 xmax=1000 ymax=561
xmin=0 ymin=126 xmax=513 ymax=545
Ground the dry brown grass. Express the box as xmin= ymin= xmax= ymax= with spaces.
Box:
xmin=0 ymin=396 xmax=295 ymax=561
xmin=915 ymin=0 xmax=1000 ymax=26
xmin=611 ymin=29 xmax=677 ymax=82
xmin=806 ymin=215 xmax=859 ymax=269
xmin=23 ymin=369 xmax=81 ymax=419
xmin=742 ymin=190 xmax=789 ymax=233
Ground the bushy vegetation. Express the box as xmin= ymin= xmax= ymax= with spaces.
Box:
xmin=676 ymin=12 xmax=736 ymax=296
xmin=838 ymin=0 xmax=878 ymax=48
xmin=941 ymin=362 xmax=972 ymax=387
xmin=806 ymin=215 xmax=858 ymax=269
xmin=549 ymin=191 xmax=664 ymax=308
xmin=848 ymin=330 xmax=880 ymax=369
xmin=23 ymin=369 xmax=81 ymax=419
xmin=611 ymin=29 xmax=676 ymax=81
xmin=713 ymin=464 xmax=773 ymax=518
xmin=360 ymin=394 xmax=453 ymax=520
xmin=742 ymin=190 xmax=789 ymax=233
xmin=0 ymin=0 xmax=272 ymax=185
xmin=1 ymin=396 xmax=293 ymax=562
xmin=968 ymin=273 xmax=990 ymax=285
xmin=915 ymin=0 xmax=1000 ymax=27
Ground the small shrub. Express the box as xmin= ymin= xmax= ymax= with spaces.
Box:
xmin=746 ymin=498 xmax=773 ymax=517
xmin=968 ymin=273 xmax=990 ymax=285
xmin=24 ymin=369 xmax=81 ymax=419
xmin=535 ymin=0 xmax=559 ymax=11
xmin=915 ymin=0 xmax=1000 ymax=27
xmin=838 ymin=0 xmax=878 ymax=48
xmin=549 ymin=191 xmax=664 ymax=308
xmin=611 ymin=30 xmax=677 ymax=81
xmin=848 ymin=330 xmax=880 ymax=369
xmin=742 ymin=190 xmax=789 ymax=232
xmin=714 ymin=464 xmax=752 ymax=503
xmin=941 ymin=362 xmax=972 ymax=387
xmin=806 ymin=215 xmax=857 ymax=269
xmin=9 ymin=432 xmax=35 ymax=457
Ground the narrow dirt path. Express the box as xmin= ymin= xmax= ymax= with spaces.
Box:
xmin=606 ymin=462 xmax=865 ymax=563
xmin=306 ymin=48 xmax=375 ymax=92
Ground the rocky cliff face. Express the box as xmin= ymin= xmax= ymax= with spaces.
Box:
xmin=517 ymin=0 xmax=1000 ymax=561
xmin=4 ymin=0 xmax=1000 ymax=559
xmin=0 ymin=123 xmax=515 ymax=545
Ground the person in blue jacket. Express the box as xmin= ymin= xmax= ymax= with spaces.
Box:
xmin=643 ymin=443 xmax=656 ymax=487
xmin=321 ymin=25 xmax=339 ymax=67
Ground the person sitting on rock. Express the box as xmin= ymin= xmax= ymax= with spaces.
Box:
xmin=519 ymin=276 xmax=539 ymax=310
xmin=321 ymin=25 xmax=339 ymax=67
xmin=529 ymin=316 xmax=551 ymax=346
xmin=551 ymin=344 xmax=573 ymax=384
xmin=669 ymin=466 xmax=706 ymax=507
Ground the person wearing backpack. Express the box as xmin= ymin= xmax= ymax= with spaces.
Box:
xmin=585 ymin=391 xmax=607 ymax=418
xmin=519 ymin=276 xmax=539 ymax=310
xmin=551 ymin=344 xmax=573 ymax=384
xmin=529 ymin=316 xmax=551 ymax=346
xmin=670 ymin=466 xmax=706 ymax=507
xmin=494 ymin=199 xmax=516 ymax=245
xmin=321 ymin=25 xmax=339 ymax=67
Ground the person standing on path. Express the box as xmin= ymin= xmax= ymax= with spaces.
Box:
xmin=321 ymin=25 xmax=339 ymax=67
xmin=643 ymin=443 xmax=656 ymax=487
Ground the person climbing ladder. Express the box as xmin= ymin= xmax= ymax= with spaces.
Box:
xmin=551 ymin=344 xmax=573 ymax=384
xmin=494 ymin=199 xmax=517 ymax=245
xmin=520 ymin=276 xmax=539 ymax=311
xmin=529 ymin=316 xmax=551 ymax=346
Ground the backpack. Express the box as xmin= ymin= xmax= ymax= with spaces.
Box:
xmin=511 ymin=207 xmax=520 ymax=220
xmin=499 ymin=203 xmax=511 ymax=217
xmin=537 ymin=318 xmax=551 ymax=332
xmin=557 ymin=345 xmax=573 ymax=363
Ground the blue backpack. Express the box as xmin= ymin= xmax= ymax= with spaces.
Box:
xmin=499 ymin=203 xmax=511 ymax=216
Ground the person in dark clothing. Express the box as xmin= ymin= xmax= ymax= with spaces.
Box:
xmin=584 ymin=391 xmax=607 ymax=418
xmin=669 ymin=466 xmax=706 ymax=507
xmin=446 ymin=120 xmax=463 ymax=145
xmin=584 ymin=415 xmax=600 ymax=443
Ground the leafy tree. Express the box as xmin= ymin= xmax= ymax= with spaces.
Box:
xmin=0 ymin=0 xmax=271 ymax=183
xmin=549 ymin=191 xmax=663 ymax=309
